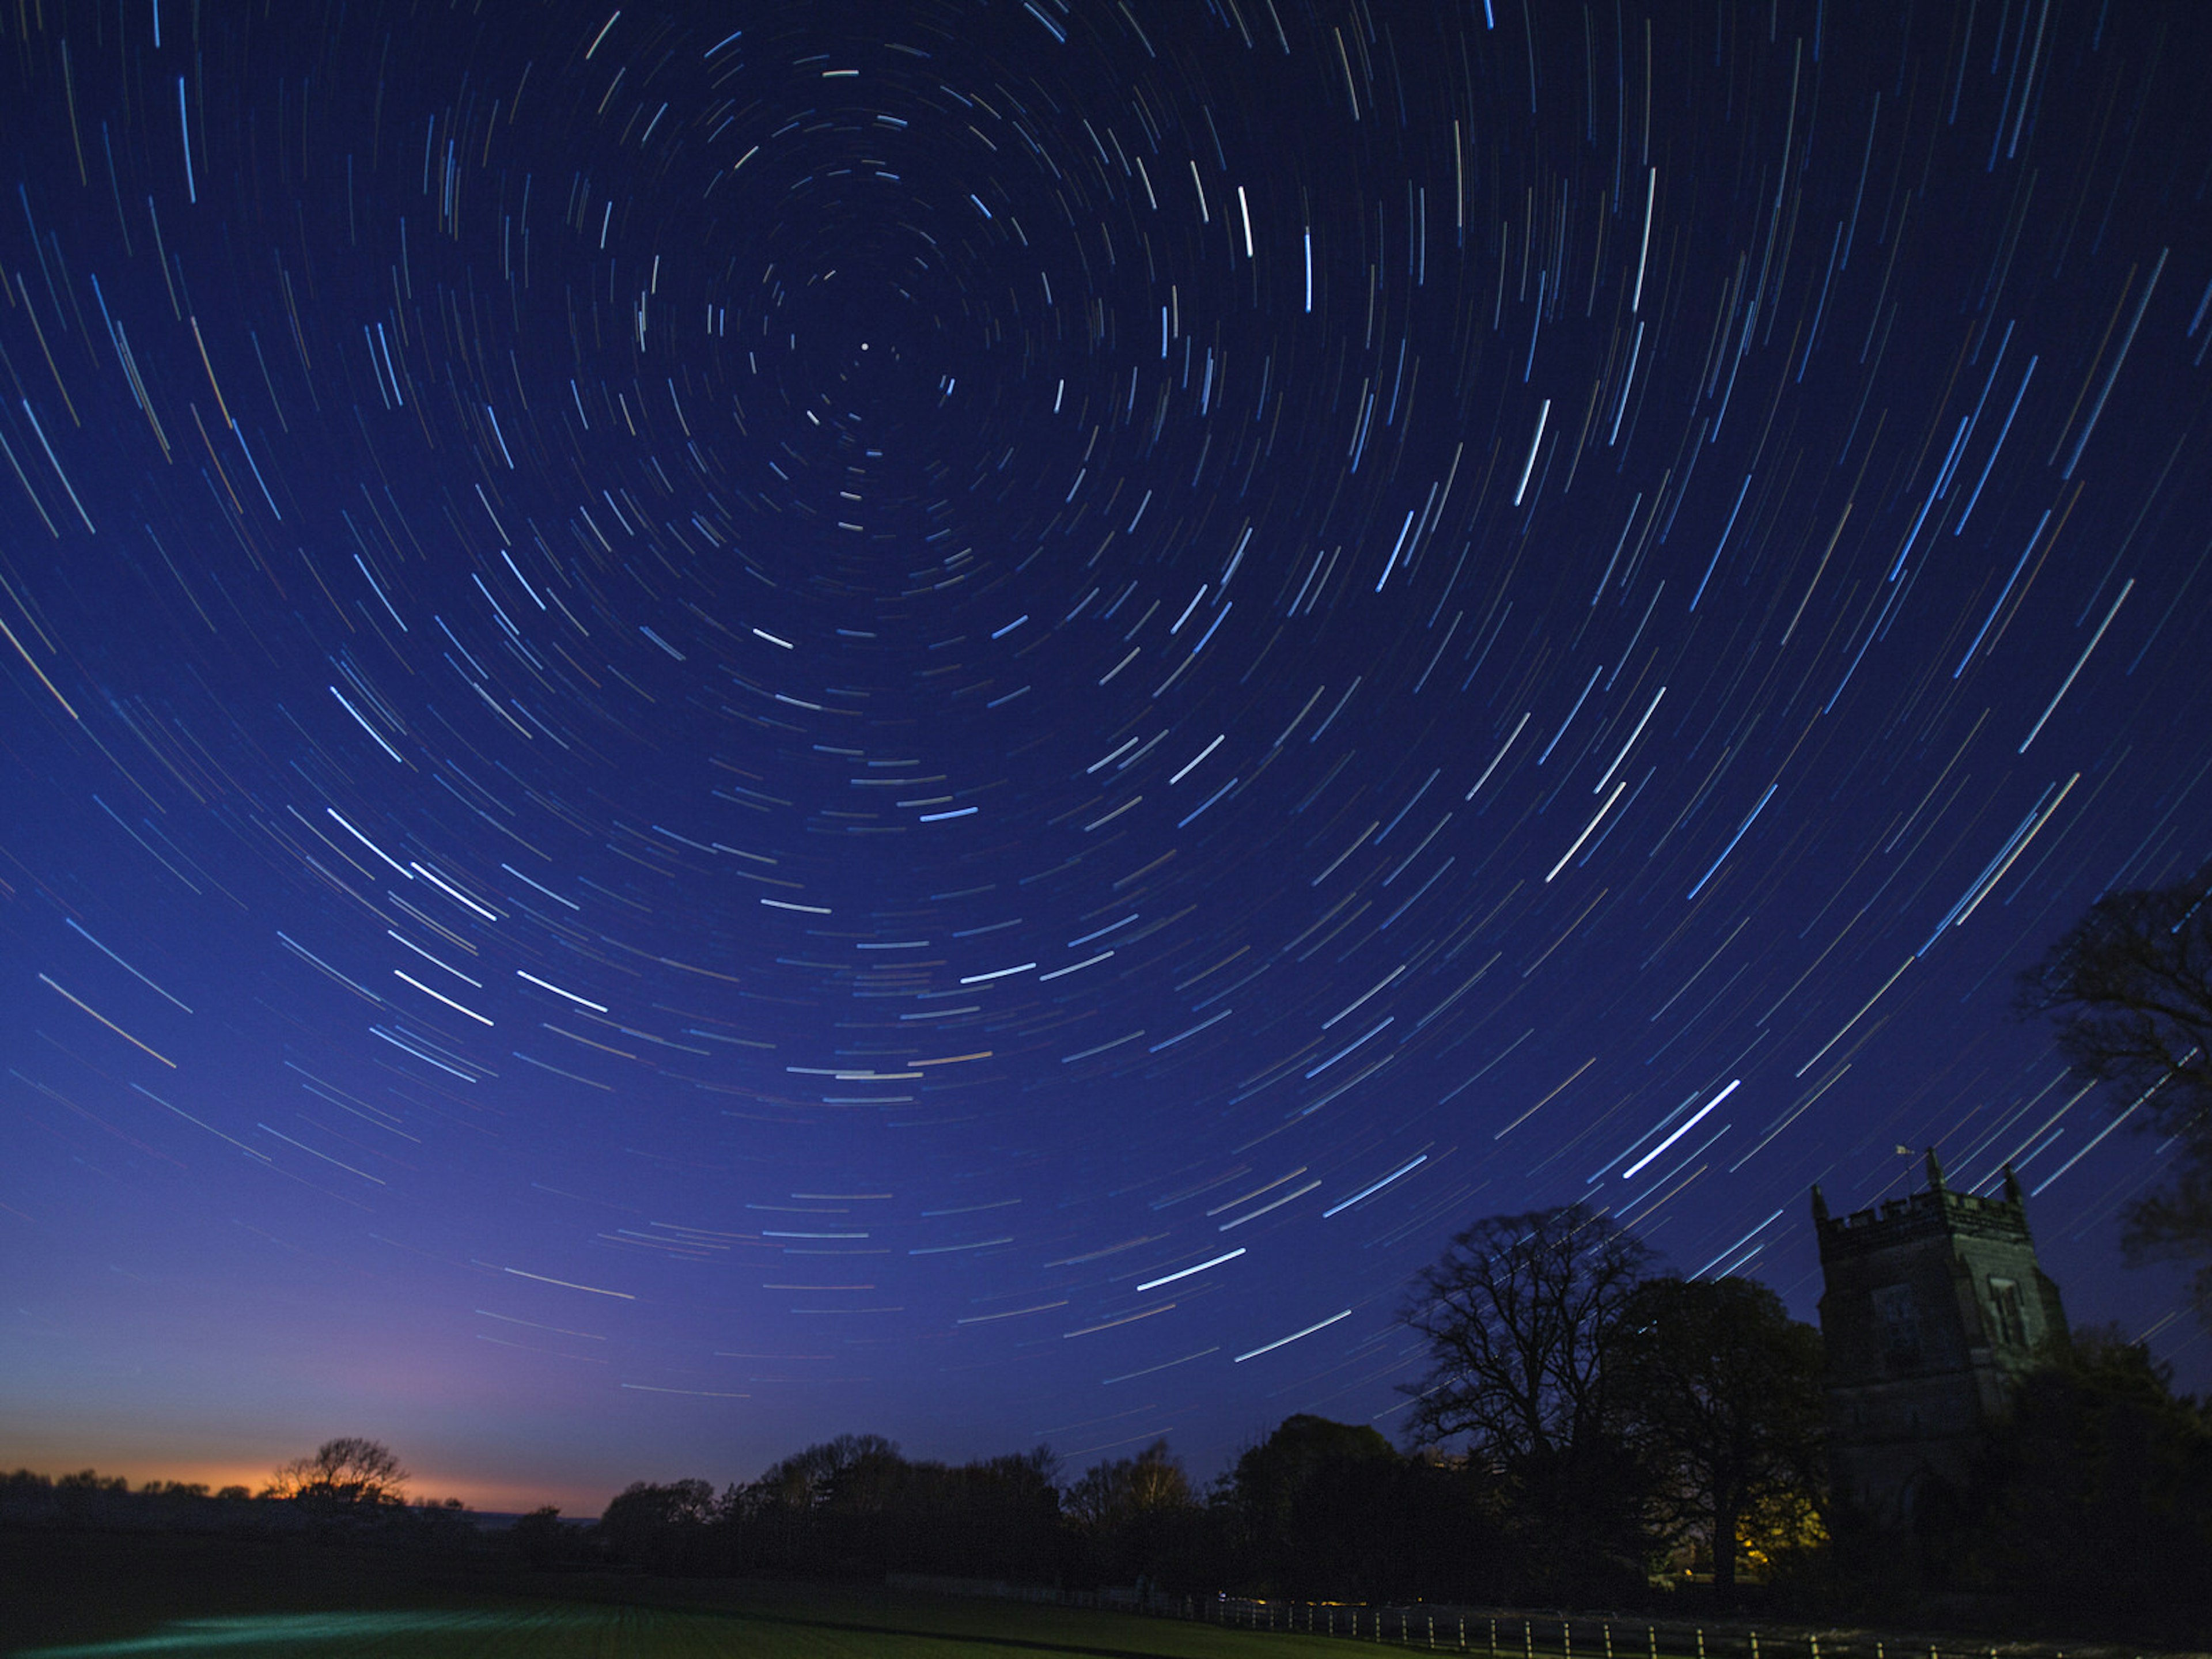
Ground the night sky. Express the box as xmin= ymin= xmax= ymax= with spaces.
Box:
xmin=3 ymin=0 xmax=2210 ymax=1514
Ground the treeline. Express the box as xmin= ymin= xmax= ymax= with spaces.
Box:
xmin=0 ymin=1465 xmax=476 ymax=1544
xmin=10 ymin=1203 xmax=2211 ymax=1642
xmin=557 ymin=1421 xmax=1503 ymax=1603
xmin=556 ymin=1349 xmax=2210 ymax=1640
xmin=10 ymin=1351 xmax=2211 ymax=1642
xmin=553 ymin=1205 xmax=1828 ymax=1606
xmin=564 ymin=1344 xmax=2212 ymax=1639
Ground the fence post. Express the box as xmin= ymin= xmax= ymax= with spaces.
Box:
xmin=1431 ymin=1613 xmax=1437 ymax=1649
xmin=1491 ymin=1618 xmax=1499 ymax=1659
xmin=1696 ymin=1629 xmax=1706 ymax=1659
xmin=1751 ymin=1633 xmax=1759 ymax=1659
xmin=1811 ymin=1638 xmax=1820 ymax=1659
xmin=1649 ymin=1628 xmax=1657 ymax=1659
xmin=1566 ymin=1620 xmax=1574 ymax=1659
xmin=1605 ymin=1623 xmax=1615 ymax=1659
xmin=1526 ymin=1620 xmax=1535 ymax=1659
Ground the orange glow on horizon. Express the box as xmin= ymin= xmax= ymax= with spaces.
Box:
xmin=1 ymin=1453 xmax=604 ymax=1517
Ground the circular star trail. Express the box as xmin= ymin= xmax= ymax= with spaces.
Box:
xmin=3 ymin=0 xmax=2209 ymax=1498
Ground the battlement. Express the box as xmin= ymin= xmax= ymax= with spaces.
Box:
xmin=1812 ymin=1150 xmax=2032 ymax=1263
xmin=1812 ymin=1147 xmax=2066 ymax=1529
xmin=1816 ymin=1183 xmax=2033 ymax=1257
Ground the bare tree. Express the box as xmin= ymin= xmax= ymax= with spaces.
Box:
xmin=1063 ymin=1438 xmax=1199 ymax=1589
xmin=751 ymin=1432 xmax=905 ymax=1512
xmin=1399 ymin=1204 xmax=1662 ymax=1595
xmin=1399 ymin=1203 xmax=1658 ymax=1465
xmin=266 ymin=1437 xmax=409 ymax=1507
xmin=2021 ymin=867 xmax=2212 ymax=1321
xmin=1062 ymin=1438 xmax=1191 ymax=1528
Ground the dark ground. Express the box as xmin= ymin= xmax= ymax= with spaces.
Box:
xmin=7 ymin=1532 xmax=2210 ymax=1659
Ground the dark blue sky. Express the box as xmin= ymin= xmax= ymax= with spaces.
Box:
xmin=3 ymin=0 xmax=2209 ymax=1513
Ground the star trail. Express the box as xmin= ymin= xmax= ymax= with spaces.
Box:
xmin=3 ymin=0 xmax=2209 ymax=1508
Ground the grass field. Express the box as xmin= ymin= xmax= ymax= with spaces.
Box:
xmin=11 ymin=1537 xmax=2199 ymax=1659
xmin=0 ymin=1536 xmax=1340 ymax=1659
xmin=12 ymin=1597 xmax=1348 ymax=1659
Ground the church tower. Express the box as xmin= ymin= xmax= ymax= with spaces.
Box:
xmin=1811 ymin=1149 xmax=2067 ymax=1524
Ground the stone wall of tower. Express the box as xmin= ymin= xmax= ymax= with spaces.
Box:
xmin=1813 ymin=1159 xmax=2066 ymax=1527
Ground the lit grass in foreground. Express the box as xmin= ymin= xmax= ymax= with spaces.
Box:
xmin=11 ymin=1583 xmax=1350 ymax=1659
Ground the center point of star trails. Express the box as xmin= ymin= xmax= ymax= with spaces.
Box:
xmin=6 ymin=0 xmax=2206 ymax=1509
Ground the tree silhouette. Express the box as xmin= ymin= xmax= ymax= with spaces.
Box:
xmin=1063 ymin=1439 xmax=1199 ymax=1589
xmin=598 ymin=1478 xmax=717 ymax=1572
xmin=2021 ymin=866 xmax=2212 ymax=1323
xmin=1613 ymin=1274 xmax=1825 ymax=1597
xmin=1221 ymin=1414 xmax=1404 ymax=1599
xmin=752 ymin=1432 xmax=905 ymax=1513
xmin=1400 ymin=1204 xmax=1656 ymax=1461
xmin=266 ymin=1437 xmax=409 ymax=1508
xmin=1399 ymin=1205 xmax=1661 ymax=1595
xmin=510 ymin=1504 xmax=574 ymax=1568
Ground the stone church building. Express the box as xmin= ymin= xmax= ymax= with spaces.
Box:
xmin=1812 ymin=1150 xmax=2068 ymax=1524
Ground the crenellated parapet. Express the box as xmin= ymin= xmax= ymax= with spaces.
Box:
xmin=1810 ymin=1147 xmax=2067 ymax=1531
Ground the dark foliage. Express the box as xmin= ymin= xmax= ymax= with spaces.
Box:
xmin=1217 ymin=1414 xmax=1398 ymax=1599
xmin=19 ymin=1313 xmax=2201 ymax=1653
xmin=599 ymin=1478 xmax=721 ymax=1574
xmin=1060 ymin=1439 xmax=1205 ymax=1592
xmin=1613 ymin=1275 xmax=1827 ymax=1598
xmin=2020 ymin=867 xmax=2212 ymax=1323
xmin=1213 ymin=1415 xmax=1510 ymax=1604
xmin=508 ymin=1503 xmax=584 ymax=1569
xmin=1 ymin=1460 xmax=476 ymax=1547
xmin=589 ymin=1435 xmax=1065 ymax=1584
xmin=1940 ymin=1329 xmax=2212 ymax=1641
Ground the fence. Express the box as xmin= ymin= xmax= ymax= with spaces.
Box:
xmin=895 ymin=1580 xmax=2154 ymax=1659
